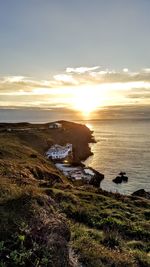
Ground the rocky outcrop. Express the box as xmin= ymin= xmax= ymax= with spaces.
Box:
xmin=113 ymin=172 xmax=128 ymax=184
xmin=89 ymin=168 xmax=104 ymax=187
xmin=52 ymin=120 xmax=95 ymax=163
xmin=132 ymin=189 xmax=150 ymax=199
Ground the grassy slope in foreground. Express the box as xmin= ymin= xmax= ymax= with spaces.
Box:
xmin=0 ymin=121 xmax=150 ymax=267
xmin=51 ymin=185 xmax=150 ymax=267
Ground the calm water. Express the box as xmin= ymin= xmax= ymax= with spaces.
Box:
xmin=84 ymin=119 xmax=150 ymax=195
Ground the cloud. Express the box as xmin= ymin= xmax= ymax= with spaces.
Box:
xmin=63 ymin=67 xmax=150 ymax=86
xmin=123 ymin=68 xmax=129 ymax=73
xmin=2 ymin=76 xmax=27 ymax=83
xmin=0 ymin=75 xmax=55 ymax=94
xmin=66 ymin=66 xmax=100 ymax=74
xmin=1 ymin=67 xmax=150 ymax=93
xmin=142 ymin=68 xmax=150 ymax=73
xmin=0 ymin=67 xmax=150 ymax=108
xmin=53 ymin=74 xmax=78 ymax=85
xmin=126 ymin=88 xmax=150 ymax=99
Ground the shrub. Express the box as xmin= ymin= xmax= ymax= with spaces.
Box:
xmin=99 ymin=217 xmax=126 ymax=233
xmin=102 ymin=231 xmax=122 ymax=249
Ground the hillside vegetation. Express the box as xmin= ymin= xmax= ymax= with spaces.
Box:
xmin=51 ymin=185 xmax=150 ymax=267
xmin=0 ymin=121 xmax=149 ymax=267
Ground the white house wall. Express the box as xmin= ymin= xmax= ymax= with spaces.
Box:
xmin=46 ymin=143 xmax=72 ymax=160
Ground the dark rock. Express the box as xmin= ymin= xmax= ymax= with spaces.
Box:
xmin=89 ymin=169 xmax=104 ymax=188
xmin=71 ymin=162 xmax=85 ymax=167
xmin=132 ymin=189 xmax=150 ymax=199
xmin=119 ymin=171 xmax=126 ymax=176
xmin=113 ymin=174 xmax=128 ymax=184
xmin=122 ymin=175 xmax=128 ymax=182
xmin=113 ymin=176 xmax=122 ymax=184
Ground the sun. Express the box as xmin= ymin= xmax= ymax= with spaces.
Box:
xmin=71 ymin=86 xmax=103 ymax=116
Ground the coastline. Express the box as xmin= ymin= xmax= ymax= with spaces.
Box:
xmin=0 ymin=120 xmax=149 ymax=197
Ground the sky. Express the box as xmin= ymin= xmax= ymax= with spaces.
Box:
xmin=0 ymin=0 xmax=150 ymax=119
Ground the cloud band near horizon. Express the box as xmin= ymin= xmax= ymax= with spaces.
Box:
xmin=0 ymin=66 xmax=150 ymax=110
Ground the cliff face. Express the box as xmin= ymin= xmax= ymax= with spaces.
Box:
xmin=45 ymin=120 xmax=94 ymax=162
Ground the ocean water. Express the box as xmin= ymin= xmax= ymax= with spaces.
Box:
xmin=83 ymin=119 xmax=150 ymax=195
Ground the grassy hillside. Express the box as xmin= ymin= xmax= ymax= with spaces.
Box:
xmin=0 ymin=121 xmax=150 ymax=266
xmin=0 ymin=177 xmax=70 ymax=267
xmin=50 ymin=185 xmax=150 ymax=267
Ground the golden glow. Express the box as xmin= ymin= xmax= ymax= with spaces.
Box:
xmin=1 ymin=71 xmax=150 ymax=110
xmin=71 ymin=86 xmax=105 ymax=116
xmin=2 ymin=79 xmax=150 ymax=112
xmin=85 ymin=123 xmax=93 ymax=130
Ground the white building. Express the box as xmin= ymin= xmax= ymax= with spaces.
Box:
xmin=46 ymin=143 xmax=72 ymax=160
xmin=49 ymin=122 xmax=62 ymax=129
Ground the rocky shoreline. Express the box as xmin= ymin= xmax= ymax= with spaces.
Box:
xmin=55 ymin=163 xmax=104 ymax=187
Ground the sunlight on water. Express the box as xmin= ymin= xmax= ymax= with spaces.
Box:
xmin=84 ymin=119 xmax=150 ymax=195
xmin=85 ymin=123 xmax=93 ymax=131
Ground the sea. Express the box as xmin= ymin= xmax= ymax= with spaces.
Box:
xmin=83 ymin=119 xmax=150 ymax=195
xmin=0 ymin=109 xmax=150 ymax=195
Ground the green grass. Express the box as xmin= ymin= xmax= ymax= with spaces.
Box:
xmin=0 ymin=125 xmax=72 ymax=266
xmin=0 ymin=179 xmax=70 ymax=266
xmin=50 ymin=185 xmax=150 ymax=267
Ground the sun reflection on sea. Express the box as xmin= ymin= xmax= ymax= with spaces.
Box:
xmin=85 ymin=123 xmax=93 ymax=131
